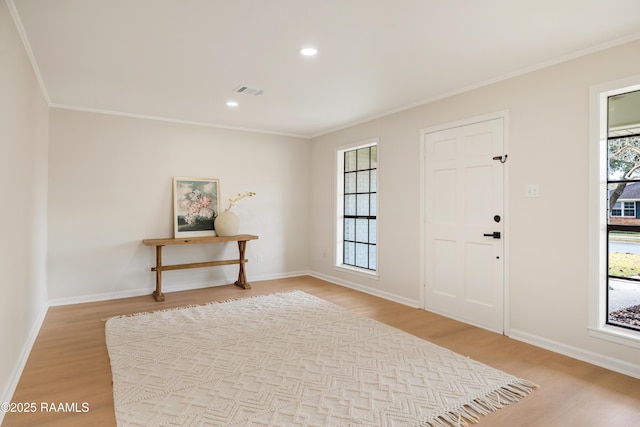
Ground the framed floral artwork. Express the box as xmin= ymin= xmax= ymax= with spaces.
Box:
xmin=172 ymin=177 xmax=220 ymax=238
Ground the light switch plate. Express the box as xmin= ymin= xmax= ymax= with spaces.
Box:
xmin=526 ymin=184 xmax=540 ymax=197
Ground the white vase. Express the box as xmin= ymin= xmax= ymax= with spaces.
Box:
xmin=215 ymin=210 xmax=239 ymax=236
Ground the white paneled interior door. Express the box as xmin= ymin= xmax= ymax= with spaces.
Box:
xmin=423 ymin=118 xmax=505 ymax=333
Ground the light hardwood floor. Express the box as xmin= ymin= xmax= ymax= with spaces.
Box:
xmin=3 ymin=276 xmax=640 ymax=426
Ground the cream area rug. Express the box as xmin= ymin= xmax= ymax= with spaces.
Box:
xmin=105 ymin=291 xmax=537 ymax=426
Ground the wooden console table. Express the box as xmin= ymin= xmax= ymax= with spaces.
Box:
xmin=142 ymin=234 xmax=259 ymax=302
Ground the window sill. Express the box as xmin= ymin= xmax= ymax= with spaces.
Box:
xmin=588 ymin=325 xmax=640 ymax=350
xmin=334 ymin=264 xmax=379 ymax=280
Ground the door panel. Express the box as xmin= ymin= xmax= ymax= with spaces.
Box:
xmin=465 ymin=242 xmax=493 ymax=305
xmin=465 ymin=166 xmax=492 ymax=224
xmin=433 ymin=239 xmax=457 ymax=297
xmin=424 ymin=118 xmax=504 ymax=333
xmin=433 ymin=169 xmax=456 ymax=224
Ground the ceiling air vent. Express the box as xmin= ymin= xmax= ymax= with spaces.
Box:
xmin=234 ymin=85 xmax=264 ymax=96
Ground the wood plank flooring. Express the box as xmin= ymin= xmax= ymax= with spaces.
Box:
xmin=3 ymin=276 xmax=640 ymax=426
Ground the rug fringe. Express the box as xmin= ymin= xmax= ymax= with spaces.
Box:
xmin=419 ymin=379 xmax=539 ymax=427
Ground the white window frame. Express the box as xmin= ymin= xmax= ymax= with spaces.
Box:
xmin=335 ymin=138 xmax=379 ymax=278
xmin=611 ymin=201 xmax=636 ymax=217
xmin=589 ymin=76 xmax=640 ymax=349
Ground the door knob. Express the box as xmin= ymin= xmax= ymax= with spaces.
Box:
xmin=483 ymin=232 xmax=501 ymax=239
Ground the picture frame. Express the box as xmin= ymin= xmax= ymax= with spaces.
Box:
xmin=173 ymin=177 xmax=220 ymax=238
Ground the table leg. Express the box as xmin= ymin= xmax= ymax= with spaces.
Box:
xmin=234 ymin=240 xmax=251 ymax=289
xmin=153 ymin=245 xmax=165 ymax=301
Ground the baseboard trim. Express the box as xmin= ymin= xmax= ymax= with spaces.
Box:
xmin=308 ymin=271 xmax=421 ymax=308
xmin=0 ymin=304 xmax=48 ymax=426
xmin=509 ymin=328 xmax=640 ymax=380
xmin=47 ymin=271 xmax=310 ymax=307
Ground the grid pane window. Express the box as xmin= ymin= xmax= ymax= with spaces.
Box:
xmin=624 ymin=202 xmax=635 ymax=217
xmin=342 ymin=144 xmax=377 ymax=271
xmin=611 ymin=201 xmax=636 ymax=217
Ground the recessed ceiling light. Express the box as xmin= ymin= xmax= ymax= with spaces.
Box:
xmin=226 ymin=101 xmax=238 ymax=107
xmin=300 ymin=47 xmax=317 ymax=56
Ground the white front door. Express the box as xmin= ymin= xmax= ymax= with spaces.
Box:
xmin=423 ymin=118 xmax=505 ymax=333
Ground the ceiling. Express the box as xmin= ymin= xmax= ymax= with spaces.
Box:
xmin=9 ymin=0 xmax=640 ymax=138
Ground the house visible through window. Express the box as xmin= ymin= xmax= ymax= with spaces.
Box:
xmin=336 ymin=140 xmax=377 ymax=273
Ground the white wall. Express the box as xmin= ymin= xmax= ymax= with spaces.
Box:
xmin=0 ymin=0 xmax=49 ymax=414
xmin=310 ymin=40 xmax=640 ymax=375
xmin=47 ymin=109 xmax=310 ymax=302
